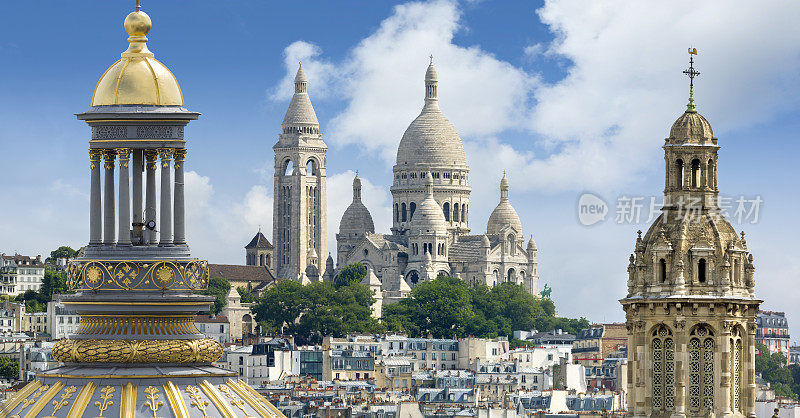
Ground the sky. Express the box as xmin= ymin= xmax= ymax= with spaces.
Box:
xmin=1 ymin=1 xmax=799 ymax=338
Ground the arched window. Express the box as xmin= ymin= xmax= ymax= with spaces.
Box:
xmin=676 ymin=159 xmax=684 ymax=188
xmin=651 ymin=325 xmax=675 ymax=412
xmin=401 ymin=203 xmax=407 ymax=222
xmin=659 ymin=258 xmax=667 ymax=283
xmin=260 ymin=254 xmax=265 ymax=267
xmin=453 ymin=203 xmax=460 ymax=222
xmin=409 ymin=203 xmax=416 ymax=220
xmin=707 ymin=159 xmax=715 ymax=189
xmin=395 ymin=204 xmax=399 ymax=222
xmin=691 ymin=159 xmax=701 ymax=188
xmin=364 ymin=248 xmax=369 ymax=257
xmin=462 ymin=205 xmax=466 ymax=223
xmin=284 ymin=159 xmax=294 ymax=176
xmin=698 ymin=258 xmax=707 ymax=283
xmin=443 ymin=202 xmax=450 ymax=222
xmin=688 ymin=325 xmax=715 ymax=413
xmin=407 ymin=270 xmax=420 ymax=285
xmin=306 ymin=159 xmax=317 ymax=176
xmin=731 ymin=327 xmax=743 ymax=413
xmin=265 ymin=254 xmax=271 ymax=267
xmin=507 ymin=268 xmax=515 ymax=283
xmin=508 ymin=235 xmax=516 ymax=255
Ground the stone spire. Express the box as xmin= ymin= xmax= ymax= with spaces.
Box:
xmin=425 ymin=55 xmax=438 ymax=103
xmin=353 ymin=170 xmax=362 ymax=202
xmin=282 ymin=62 xmax=319 ymax=128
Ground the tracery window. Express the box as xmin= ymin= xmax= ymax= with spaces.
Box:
xmin=688 ymin=324 xmax=715 ymax=413
xmin=731 ymin=327 xmax=743 ymax=413
xmin=651 ymin=325 xmax=675 ymax=412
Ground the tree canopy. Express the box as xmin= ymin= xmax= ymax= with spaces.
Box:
xmin=756 ymin=342 xmax=798 ymax=399
xmin=47 ymin=246 xmax=78 ymax=264
xmin=335 ymin=263 xmax=367 ymax=288
xmin=199 ymin=276 xmax=231 ymax=315
xmin=251 ymin=278 xmax=378 ymax=345
xmin=0 ymin=357 xmax=18 ymax=379
xmin=382 ymin=277 xmax=588 ymax=339
xmin=237 ymin=286 xmax=255 ymax=303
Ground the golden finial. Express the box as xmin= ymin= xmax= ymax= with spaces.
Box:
xmin=135 ymin=0 xmax=141 ymax=12
xmin=123 ymin=0 xmax=152 ymax=56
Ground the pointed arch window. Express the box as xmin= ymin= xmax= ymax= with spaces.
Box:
xmin=688 ymin=325 xmax=715 ymax=413
xmin=443 ymin=202 xmax=450 ymax=222
xmin=652 ymin=325 xmax=675 ymax=412
xmin=401 ymin=203 xmax=407 ymax=222
xmin=409 ymin=202 xmax=416 ymax=221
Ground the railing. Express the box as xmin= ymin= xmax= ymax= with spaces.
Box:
xmin=572 ymin=347 xmax=600 ymax=353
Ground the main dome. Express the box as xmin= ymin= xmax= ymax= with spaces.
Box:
xmin=91 ymin=10 xmax=183 ymax=106
xmin=396 ymin=62 xmax=466 ymax=166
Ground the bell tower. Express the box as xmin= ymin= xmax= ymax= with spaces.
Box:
xmin=273 ymin=63 xmax=327 ymax=281
xmin=621 ymin=50 xmax=760 ymax=418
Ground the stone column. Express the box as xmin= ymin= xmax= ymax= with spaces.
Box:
xmin=89 ymin=149 xmax=103 ymax=246
xmin=173 ymin=148 xmax=186 ymax=246
xmin=673 ymin=320 xmax=687 ymax=418
xmin=719 ymin=325 xmax=733 ymax=417
xmin=117 ymin=148 xmax=132 ymax=246
xmin=746 ymin=321 xmax=757 ymax=418
xmin=132 ymin=149 xmax=144 ymax=243
xmin=158 ymin=148 xmax=173 ymax=246
xmin=144 ymin=150 xmax=158 ymax=245
xmin=102 ymin=150 xmax=116 ymax=245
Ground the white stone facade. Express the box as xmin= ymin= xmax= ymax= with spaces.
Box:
xmin=336 ymin=61 xmax=539 ymax=298
xmin=0 ymin=254 xmax=45 ymax=296
xmin=273 ymin=63 xmax=328 ymax=282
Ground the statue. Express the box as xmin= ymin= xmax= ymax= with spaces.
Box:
xmin=540 ymin=283 xmax=552 ymax=299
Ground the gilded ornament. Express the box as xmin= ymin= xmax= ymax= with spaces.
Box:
xmin=144 ymin=386 xmax=163 ymax=417
xmin=155 ymin=265 xmax=174 ymax=285
xmin=185 ymin=386 xmax=211 ymax=418
xmin=85 ymin=266 xmax=102 ymax=286
xmin=218 ymin=384 xmax=254 ymax=418
xmin=8 ymin=384 xmax=50 ymax=418
xmin=52 ymin=338 xmax=223 ymax=364
xmin=94 ymin=385 xmax=115 ymax=417
xmin=50 ymin=385 xmax=78 ymax=415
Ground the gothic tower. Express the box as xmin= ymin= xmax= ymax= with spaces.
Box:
xmin=273 ymin=63 xmax=328 ymax=281
xmin=392 ymin=58 xmax=470 ymax=240
xmin=621 ymin=52 xmax=760 ymax=418
xmin=1 ymin=5 xmax=284 ymax=417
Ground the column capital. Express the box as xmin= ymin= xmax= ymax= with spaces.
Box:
xmin=158 ymin=148 xmax=174 ymax=160
xmin=103 ymin=149 xmax=117 ymax=170
xmin=144 ymin=149 xmax=158 ymax=161
xmin=116 ymin=148 xmax=131 ymax=160
xmin=89 ymin=149 xmax=103 ymax=161
xmin=174 ymin=148 xmax=186 ymax=160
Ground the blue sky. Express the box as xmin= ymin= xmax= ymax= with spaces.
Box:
xmin=2 ymin=1 xmax=799 ymax=337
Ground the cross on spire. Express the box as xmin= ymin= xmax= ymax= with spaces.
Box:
xmin=683 ymin=48 xmax=700 ymax=112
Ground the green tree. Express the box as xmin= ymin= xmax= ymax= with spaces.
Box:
xmin=756 ymin=342 xmax=798 ymax=400
xmin=251 ymin=279 xmax=379 ymax=345
xmin=335 ymin=263 xmax=367 ymax=288
xmin=47 ymin=246 xmax=78 ymax=264
xmin=384 ymin=276 xmax=475 ymax=338
xmin=40 ymin=271 xmax=70 ymax=301
xmin=199 ymin=276 xmax=231 ymax=315
xmin=237 ymin=286 xmax=255 ymax=303
xmin=0 ymin=357 xmax=18 ymax=379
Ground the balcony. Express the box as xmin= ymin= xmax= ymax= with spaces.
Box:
xmin=572 ymin=347 xmax=600 ymax=354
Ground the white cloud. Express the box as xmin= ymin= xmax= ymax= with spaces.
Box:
xmin=270 ymin=41 xmax=340 ymax=101
xmin=326 ymin=170 xmax=392 ymax=256
xmin=183 ymin=171 xmax=273 ymax=264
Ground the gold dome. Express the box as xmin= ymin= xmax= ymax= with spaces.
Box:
xmin=91 ymin=8 xmax=183 ymax=106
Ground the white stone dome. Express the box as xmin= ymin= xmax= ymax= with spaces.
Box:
xmin=396 ymin=62 xmax=466 ymax=166
xmin=282 ymin=63 xmax=320 ymax=127
xmin=487 ymin=173 xmax=522 ymax=235
xmin=340 ymin=174 xmax=375 ymax=235
xmin=411 ymin=173 xmax=448 ymax=233
xmin=669 ymin=110 xmax=713 ymax=144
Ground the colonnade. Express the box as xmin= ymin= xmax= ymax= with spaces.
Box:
xmin=88 ymin=147 xmax=186 ymax=247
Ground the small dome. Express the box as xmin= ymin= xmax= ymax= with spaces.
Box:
xmin=487 ymin=173 xmax=522 ymax=235
xmin=91 ymin=10 xmax=183 ymax=106
xmin=482 ymin=235 xmax=491 ymax=248
xmin=669 ymin=110 xmax=714 ymax=143
xmin=396 ymin=61 xmax=466 ymax=166
xmin=340 ymin=173 xmax=375 ymax=235
xmin=527 ymin=236 xmax=537 ymax=251
xmin=411 ymin=173 xmax=447 ymax=233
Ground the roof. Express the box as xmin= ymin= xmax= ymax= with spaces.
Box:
xmin=245 ymin=231 xmax=273 ymax=249
xmin=208 ymin=264 xmax=276 ymax=284
xmin=282 ymin=64 xmax=319 ymax=127
xmin=487 ymin=174 xmax=522 ymax=236
xmin=194 ymin=315 xmax=229 ymax=324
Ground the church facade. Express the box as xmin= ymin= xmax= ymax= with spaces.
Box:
xmin=621 ymin=60 xmax=760 ymax=418
xmin=334 ymin=60 xmax=540 ymax=300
